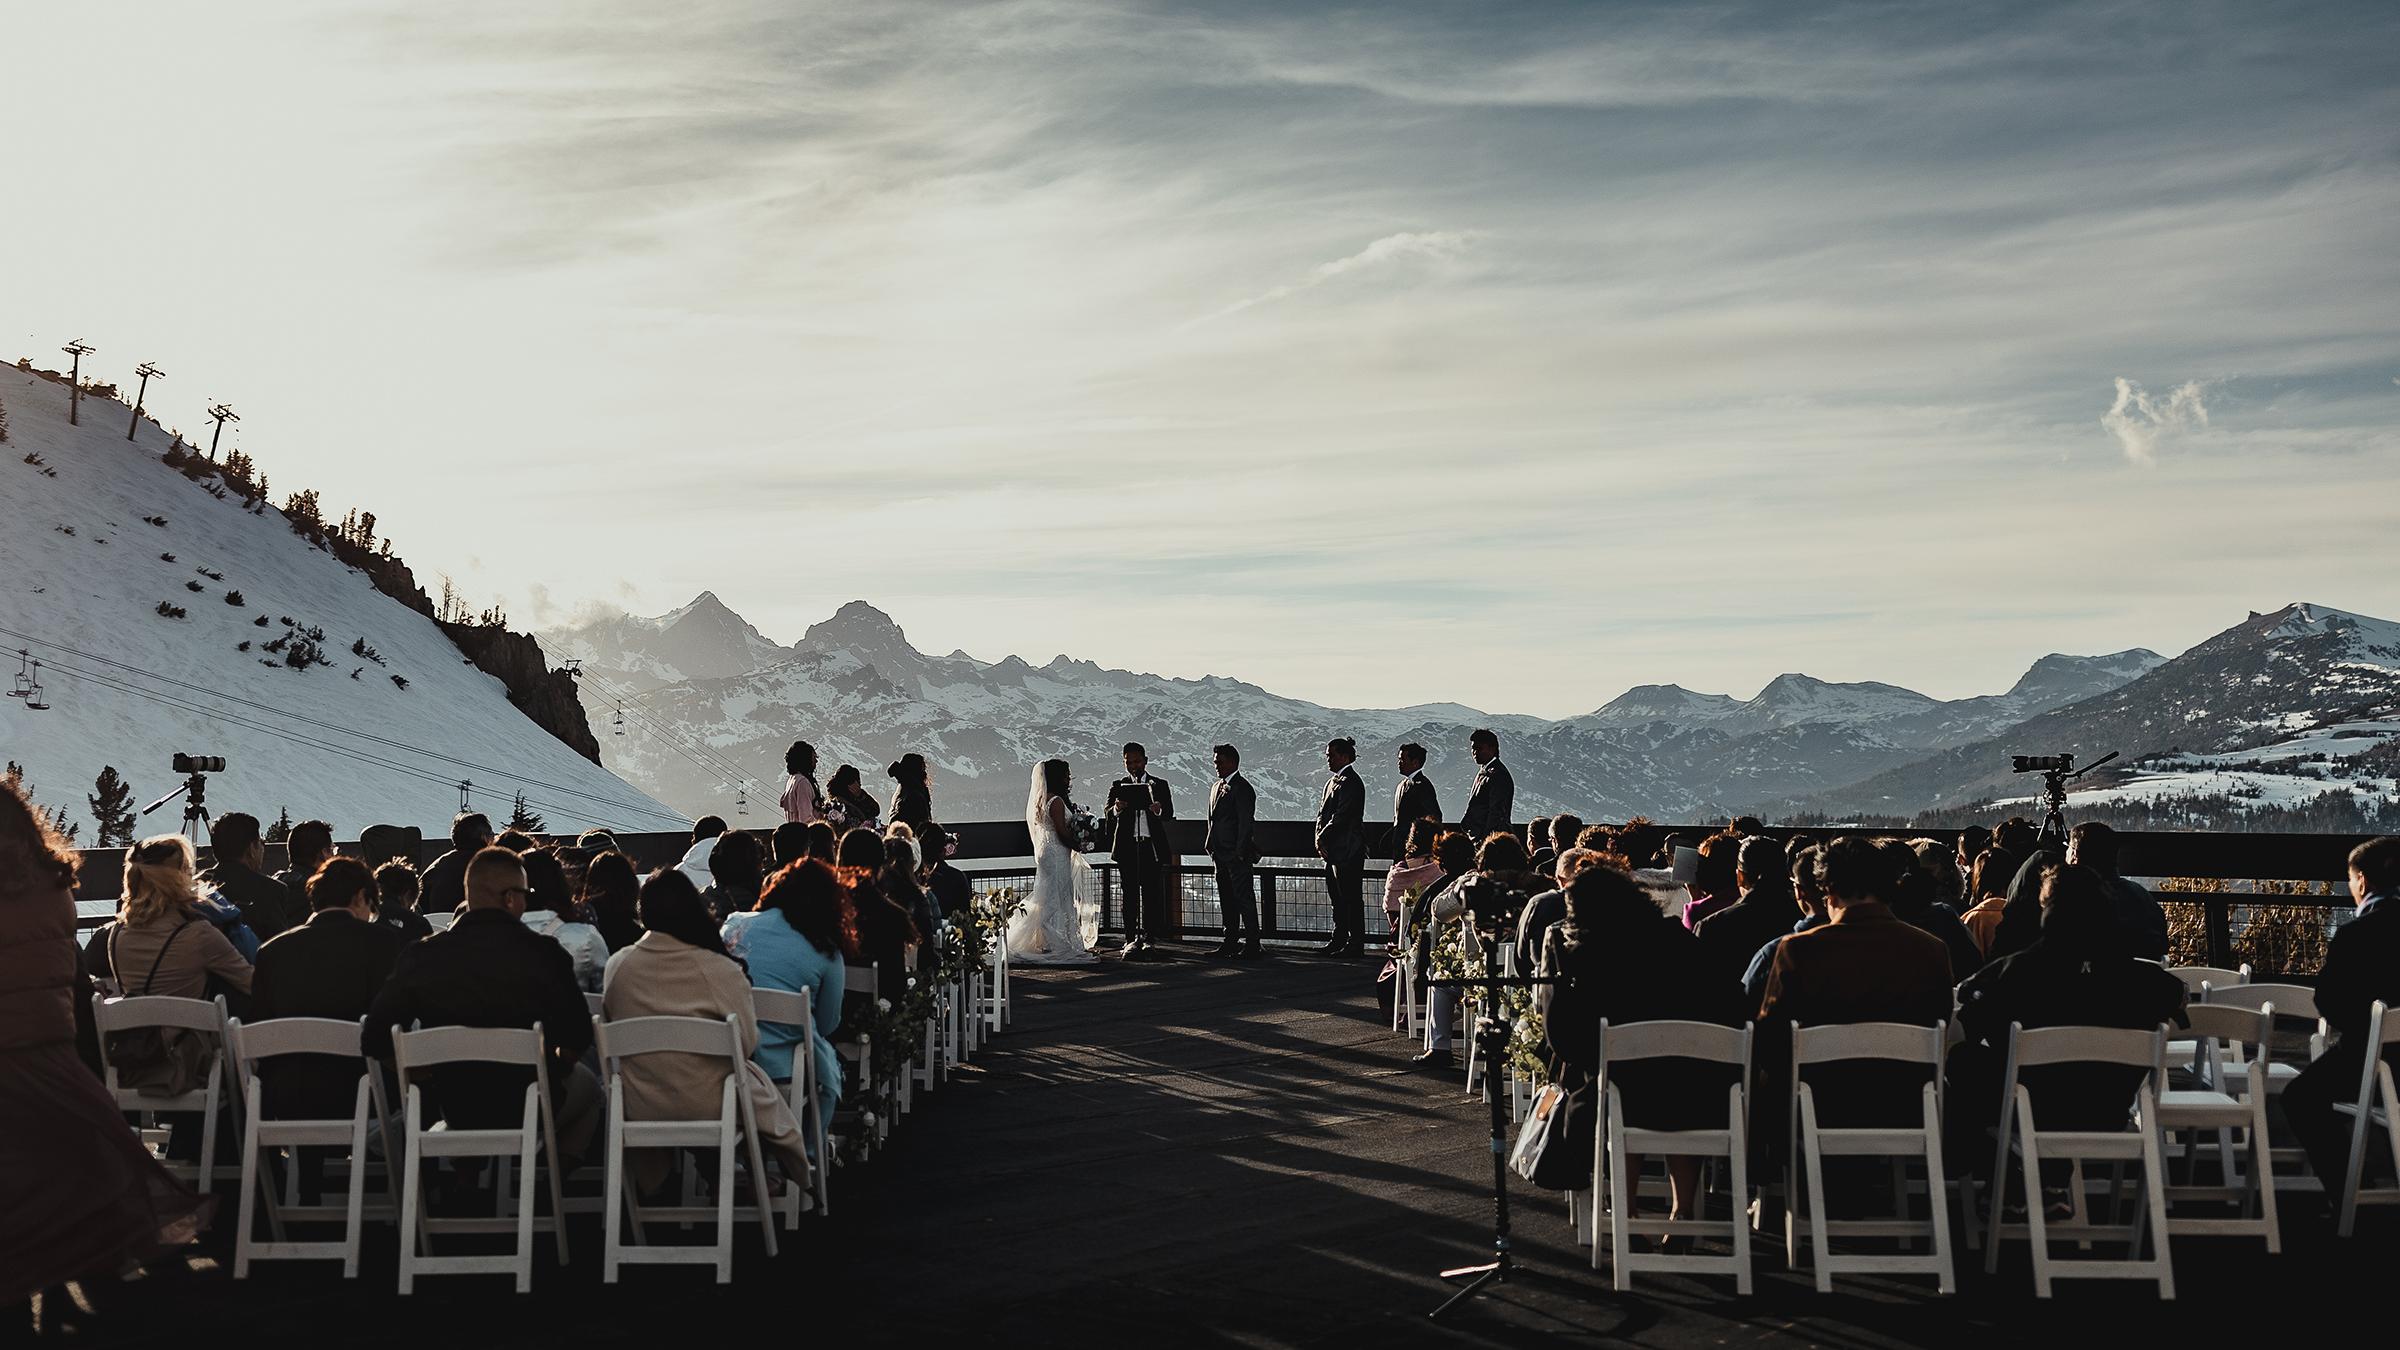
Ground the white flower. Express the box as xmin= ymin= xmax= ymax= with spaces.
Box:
xmin=875 ymin=998 xmax=892 ymax=1013
xmin=860 ymin=1111 xmax=878 ymax=1128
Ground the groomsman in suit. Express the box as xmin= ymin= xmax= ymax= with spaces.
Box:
xmin=1315 ymin=737 xmax=1368 ymax=957
xmin=1460 ymin=728 xmax=1515 ymax=840
xmin=1108 ymin=742 xmax=1176 ymax=961
xmin=1387 ymin=741 xmax=1442 ymax=859
xmin=1205 ymin=744 xmax=1262 ymax=960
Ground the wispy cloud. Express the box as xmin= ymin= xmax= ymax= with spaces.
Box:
xmin=2101 ymin=377 xmax=2211 ymax=464
xmin=1192 ymin=230 xmax=1481 ymax=325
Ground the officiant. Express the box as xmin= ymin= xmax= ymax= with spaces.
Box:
xmin=1108 ymin=742 xmax=1178 ymax=960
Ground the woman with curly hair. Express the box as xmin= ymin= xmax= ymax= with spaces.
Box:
xmin=723 ymin=859 xmax=859 ymax=1130
xmin=1 ymin=782 xmax=214 ymax=1315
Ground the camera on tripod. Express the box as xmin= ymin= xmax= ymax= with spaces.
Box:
xmin=2011 ymin=754 xmax=2072 ymax=774
xmin=173 ymin=753 xmax=227 ymax=774
xmin=2009 ymin=748 xmax=2118 ymax=844
xmin=143 ymin=754 xmax=228 ymax=838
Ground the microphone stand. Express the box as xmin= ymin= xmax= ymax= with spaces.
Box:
xmin=1423 ymin=925 xmax=1561 ymax=1320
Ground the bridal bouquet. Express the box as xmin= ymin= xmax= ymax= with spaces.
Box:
xmin=1066 ymin=801 xmax=1104 ymax=853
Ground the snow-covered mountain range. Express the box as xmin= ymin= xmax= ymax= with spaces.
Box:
xmin=540 ymin=590 xmax=2200 ymax=826
xmin=0 ymin=364 xmax=679 ymax=838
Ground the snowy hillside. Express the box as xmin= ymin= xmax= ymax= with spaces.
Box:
xmin=543 ymin=592 xmax=2166 ymax=825
xmin=0 ymin=366 xmax=681 ymax=838
xmin=1823 ymin=603 xmax=2400 ymax=825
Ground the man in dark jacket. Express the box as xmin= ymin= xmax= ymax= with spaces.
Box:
xmin=203 ymin=810 xmax=304 ymax=939
xmin=364 ymin=846 xmax=600 ymax=1167
xmin=2281 ymin=836 xmax=2400 ymax=1196
xmin=418 ymin=811 xmax=493 ymax=918
xmin=1695 ymin=835 xmax=1802 ymax=989
xmin=273 ymin=818 xmax=336 ymax=899
xmin=1459 ymin=729 xmax=1514 ymax=839
xmin=1756 ymin=837 xmax=1954 ymax=1152
xmin=1205 ymin=745 xmax=1261 ymax=959
xmin=1387 ymin=742 xmax=1441 ymax=861
xmin=1106 ymin=742 xmax=1176 ymax=961
xmin=252 ymin=857 xmax=411 ymax=1113
xmin=1314 ymin=738 xmax=1368 ymax=957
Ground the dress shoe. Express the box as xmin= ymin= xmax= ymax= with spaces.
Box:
xmin=1235 ymin=943 xmax=1263 ymax=961
xmin=1314 ymin=938 xmax=1347 ymax=956
xmin=1410 ymin=1046 xmax=1454 ymax=1069
xmin=1206 ymin=942 xmax=1240 ymax=959
xmin=1121 ymin=938 xmax=1149 ymax=961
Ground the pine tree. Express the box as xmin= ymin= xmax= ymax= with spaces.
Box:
xmin=507 ymin=792 xmax=545 ymax=834
xmin=5 ymin=762 xmax=83 ymax=842
xmin=266 ymin=807 xmax=293 ymax=844
xmin=88 ymin=766 xmax=137 ymax=847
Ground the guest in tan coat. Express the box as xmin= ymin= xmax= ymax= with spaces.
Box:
xmin=600 ymin=869 xmax=807 ymax=1189
xmin=91 ymin=836 xmax=254 ymax=1096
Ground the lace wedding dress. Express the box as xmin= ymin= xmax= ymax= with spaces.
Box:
xmin=1007 ymin=765 xmax=1101 ymax=964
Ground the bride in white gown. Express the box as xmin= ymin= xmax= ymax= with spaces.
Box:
xmin=1007 ymin=758 xmax=1102 ymax=964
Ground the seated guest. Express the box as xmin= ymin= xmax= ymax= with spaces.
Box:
xmin=1883 ymin=839 xmax=1983 ymax=979
xmin=702 ymin=829 xmax=765 ymax=924
xmin=2063 ymin=822 xmax=2168 ymax=960
xmin=1956 ymin=826 xmax=1993 ymax=882
xmin=1988 ymin=818 xmax=2063 ymax=961
xmin=771 ymin=822 xmax=811 ymax=870
xmin=1729 ymin=815 xmax=1767 ymax=839
xmin=364 ymin=847 xmax=603 ymax=1168
xmin=1742 ymin=843 xmax=1827 ymax=1005
xmin=516 ymin=848 xmax=609 ymax=992
xmin=675 ymin=816 xmax=729 ymax=891
xmin=1694 ymin=835 xmax=1799 ymax=988
xmin=373 ymin=860 xmax=433 ymax=941
xmin=1525 ymin=817 xmax=1556 ymax=876
xmin=1414 ymin=833 xmax=1545 ymax=1069
xmin=1957 ymin=846 xmax=2021 ymax=957
xmin=601 ymin=869 xmax=808 ymax=1187
xmin=836 ymin=829 xmax=917 ymax=998
xmin=803 ymin=821 xmax=838 ymax=865
xmin=420 ymin=812 xmax=493 ymax=918
xmin=1538 ymin=863 xmax=1746 ymax=1237
xmin=94 ymin=836 xmax=257 ymax=1092
xmin=249 ymin=858 xmax=411 ymax=1143
xmin=2280 ymin=837 xmax=2400 ymax=1201
xmin=881 ymin=835 xmax=942 ymax=970
xmin=579 ymin=851 xmax=644 ymax=953
xmin=1546 ymin=814 xmax=1584 ymax=879
xmin=574 ymin=828 xmax=620 ymax=854
xmin=202 ymin=810 xmax=302 ymax=941
xmin=1680 ymin=832 xmax=1743 ymax=931
xmin=722 ymin=859 xmax=855 ymax=1133
xmin=1513 ymin=847 xmax=1609 ymax=975
xmin=918 ymin=823 xmax=974 ymax=922
xmin=1945 ymin=866 xmax=2184 ymax=1195
xmin=272 ymin=819 xmax=335 ymax=900
xmin=494 ymin=829 xmax=540 ymax=854
xmin=1383 ymin=820 xmax=1446 ymax=938
xmin=1756 ymin=837 xmax=1955 ymax=1143
xmin=553 ymin=847 xmax=595 ymax=923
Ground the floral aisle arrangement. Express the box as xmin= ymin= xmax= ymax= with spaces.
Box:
xmin=1422 ymin=908 xmax=1548 ymax=1089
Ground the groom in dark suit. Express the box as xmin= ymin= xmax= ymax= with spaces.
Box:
xmin=1315 ymin=737 xmax=1368 ymax=957
xmin=1108 ymin=741 xmax=1175 ymax=961
xmin=1386 ymin=741 xmax=1441 ymax=859
xmin=1204 ymin=744 xmax=1261 ymax=960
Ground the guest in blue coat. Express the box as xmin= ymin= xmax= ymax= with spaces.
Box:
xmin=722 ymin=858 xmax=855 ymax=1132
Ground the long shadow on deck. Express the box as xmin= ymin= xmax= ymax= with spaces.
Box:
xmin=61 ymin=947 xmax=2394 ymax=1347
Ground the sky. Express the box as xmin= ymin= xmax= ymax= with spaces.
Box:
xmin=4 ymin=0 xmax=2397 ymax=717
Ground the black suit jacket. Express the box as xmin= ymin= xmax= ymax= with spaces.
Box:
xmin=250 ymin=910 xmax=412 ymax=1117
xmin=363 ymin=907 xmax=592 ymax=1128
xmin=1107 ymin=775 xmax=1176 ymax=866
xmin=204 ymin=861 xmax=304 ymax=941
xmin=1461 ymin=759 xmax=1515 ymax=838
xmin=1316 ymin=767 xmax=1366 ymax=864
xmin=1389 ymin=772 xmax=1442 ymax=856
xmin=1205 ymin=773 xmax=1258 ymax=862
xmin=2319 ymin=897 xmax=2400 ymax=1045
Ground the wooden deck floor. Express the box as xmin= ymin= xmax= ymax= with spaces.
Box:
xmin=55 ymin=946 xmax=2390 ymax=1347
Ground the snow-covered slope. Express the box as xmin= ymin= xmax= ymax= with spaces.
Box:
xmin=0 ymin=367 xmax=680 ymax=837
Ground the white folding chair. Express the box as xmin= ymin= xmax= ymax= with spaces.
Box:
xmin=390 ymin=1023 xmax=571 ymax=1293
xmin=585 ymin=992 xmax=607 ymax=1018
xmin=2334 ymin=1000 xmax=2400 ymax=1236
xmin=832 ymin=965 xmax=885 ymax=1153
xmin=1788 ymin=1022 xmax=1956 ymax=1293
xmin=227 ymin=1016 xmax=389 ymax=1278
xmin=2166 ymin=965 xmax=2249 ymax=1077
xmin=2155 ymin=1002 xmax=2279 ymax=1250
xmin=1590 ymin=1019 xmax=1753 ymax=1293
xmin=750 ymin=987 xmax=831 ymax=1221
xmin=94 ymin=993 xmax=233 ymax=1194
xmin=595 ymin=1014 xmax=778 ymax=1282
xmin=1391 ymin=898 xmax=1425 ymax=1039
xmin=1982 ymin=1023 xmax=2174 ymax=1297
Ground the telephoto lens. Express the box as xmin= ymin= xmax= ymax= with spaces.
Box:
xmin=172 ymin=754 xmax=227 ymax=774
